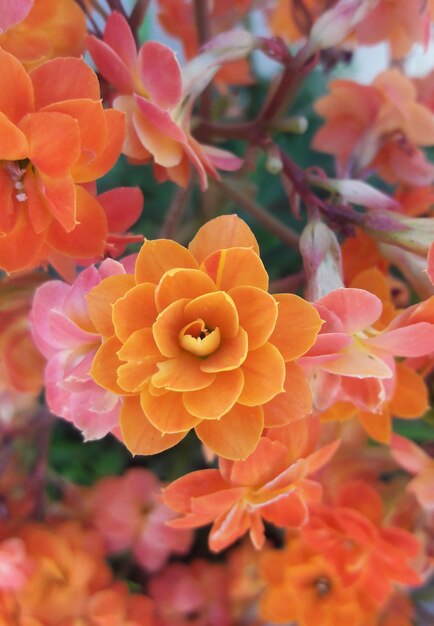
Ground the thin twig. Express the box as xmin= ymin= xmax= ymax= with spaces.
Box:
xmin=193 ymin=0 xmax=213 ymax=120
xmin=130 ymin=0 xmax=151 ymax=39
xmin=269 ymin=270 xmax=305 ymax=294
xmin=215 ymin=178 xmax=300 ymax=249
xmin=160 ymin=185 xmax=193 ymax=239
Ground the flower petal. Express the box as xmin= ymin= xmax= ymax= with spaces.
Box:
xmin=367 ymin=322 xmax=434 ymax=357
xmin=200 ymin=328 xmax=248 ymax=373
xmin=86 ymin=273 xmax=136 ymax=337
xmin=152 ymin=298 xmax=187 ymax=358
xmin=141 ymin=386 xmax=201 ymax=433
xmin=229 ymin=286 xmax=278 ymax=350
xmin=151 ymin=353 xmax=215 ymax=391
xmin=195 ymin=404 xmax=264 ymax=460
xmin=183 ymin=369 xmax=244 ymax=419
xmin=238 ymin=343 xmax=285 ymax=406
xmin=263 ymin=362 xmax=312 ymax=428
xmin=268 ymin=294 xmax=323 ymax=361
xmin=201 ymin=247 xmax=268 ymax=291
xmin=135 ymin=238 xmax=198 ymax=284
xmin=120 ymin=395 xmax=185 ymax=455
xmin=188 ymin=215 xmax=259 ymax=264
xmin=138 ymin=41 xmax=182 ymax=110
xmin=0 ymin=48 xmax=34 ymax=123
xmin=317 ymin=288 xmax=382 ymax=333
xmin=155 ymin=268 xmax=216 ymax=312
xmin=389 ymin=362 xmax=428 ymax=418
xmin=112 ymin=283 xmax=157 ymax=342
xmin=0 ymin=112 xmax=28 ymax=159
xmin=184 ymin=291 xmax=239 ymax=338
xmin=90 ymin=336 xmax=125 ymax=395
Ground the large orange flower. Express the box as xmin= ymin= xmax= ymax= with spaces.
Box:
xmin=0 ymin=49 xmax=124 ymax=273
xmin=87 ymin=215 xmax=322 ymax=460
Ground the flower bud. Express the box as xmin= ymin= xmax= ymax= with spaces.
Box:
xmin=300 ymin=220 xmax=344 ymax=301
xmin=309 ymin=0 xmax=379 ymax=51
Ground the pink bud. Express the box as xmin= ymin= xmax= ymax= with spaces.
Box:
xmin=309 ymin=0 xmax=379 ymax=51
xmin=300 ymin=220 xmax=344 ymax=301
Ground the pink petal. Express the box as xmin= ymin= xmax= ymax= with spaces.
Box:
xmin=390 ymin=434 xmax=431 ymax=474
xmin=367 ymin=323 xmax=434 ymax=357
xmin=201 ymin=144 xmax=244 ymax=172
xmin=104 ymin=11 xmax=138 ymax=72
xmin=0 ymin=0 xmax=33 ymax=33
xmin=98 ymin=187 xmax=143 ymax=233
xmin=317 ymin=288 xmax=382 ymax=333
xmin=138 ymin=41 xmax=182 ymax=110
xmin=321 ymin=343 xmax=393 ymax=379
xmin=87 ymin=35 xmax=135 ymax=93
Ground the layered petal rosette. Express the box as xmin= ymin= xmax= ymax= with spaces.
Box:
xmin=88 ymin=215 xmax=322 ymax=460
xmin=0 ymin=49 xmax=124 ymax=272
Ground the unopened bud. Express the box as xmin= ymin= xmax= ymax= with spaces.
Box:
xmin=309 ymin=0 xmax=379 ymax=51
xmin=300 ymin=220 xmax=344 ymax=301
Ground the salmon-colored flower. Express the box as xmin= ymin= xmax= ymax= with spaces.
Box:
xmin=78 ymin=468 xmax=192 ymax=572
xmin=0 ymin=0 xmax=86 ymax=70
xmin=88 ymin=215 xmax=322 ymax=460
xmin=87 ymin=12 xmax=242 ymax=190
xmin=299 ymin=286 xmax=434 ymax=428
xmin=313 ymin=69 xmax=434 ymax=185
xmin=0 ymin=538 xmax=31 ymax=591
xmin=162 ymin=418 xmax=339 ymax=552
xmin=0 ymin=49 xmax=124 ymax=273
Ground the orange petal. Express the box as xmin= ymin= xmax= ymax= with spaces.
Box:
xmin=112 ymin=283 xmax=157 ymax=342
xmin=19 ymin=111 xmax=81 ymax=178
xmin=208 ymin=506 xmax=250 ymax=553
xmin=0 ymin=48 xmax=34 ymax=124
xmin=152 ymin=298 xmax=187 ymax=358
xmin=268 ymin=294 xmax=322 ymax=361
xmin=117 ymin=359 xmax=159 ymax=393
xmin=201 ymin=247 xmax=268 ymax=291
xmin=151 ymin=353 xmax=215 ymax=391
xmin=155 ymin=268 xmax=216 ymax=312
xmin=24 ymin=169 xmax=52 ymax=234
xmin=200 ymin=328 xmax=248 ymax=373
xmin=90 ymin=336 xmax=125 ymax=395
xmin=195 ymin=404 xmax=264 ymax=460
xmin=30 ymin=57 xmax=101 ymax=109
xmin=162 ymin=468 xmax=229 ymax=513
xmin=72 ymin=109 xmax=125 ymax=183
xmin=188 ymin=215 xmax=259 ymax=264
xmin=0 ymin=112 xmax=28 ymax=159
xmin=86 ymin=274 xmax=136 ymax=337
xmin=184 ymin=291 xmax=239 ymax=338
xmin=141 ymin=386 xmax=201 ymax=433
xmin=228 ymin=437 xmax=289 ymax=487
xmin=229 ymin=286 xmax=278 ymax=350
xmin=358 ymin=408 xmax=392 ymax=444
xmin=183 ymin=369 xmax=244 ymax=419
xmin=0 ymin=203 xmax=45 ymax=272
xmin=46 ymin=185 xmax=108 ymax=259
xmin=238 ymin=343 xmax=285 ymax=406
xmin=135 ymin=238 xmax=198 ymax=284
xmin=390 ymin=362 xmax=429 ymax=418
xmin=263 ymin=362 xmax=312 ymax=427
xmin=117 ymin=328 xmax=160 ymax=362
xmin=261 ymin=492 xmax=308 ymax=528
xmin=120 ymin=395 xmax=185 ymax=455
xmin=35 ymin=172 xmax=77 ymax=232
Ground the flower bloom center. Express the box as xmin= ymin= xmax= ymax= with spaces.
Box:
xmin=314 ymin=575 xmax=332 ymax=597
xmin=4 ymin=160 xmax=29 ymax=203
xmin=179 ymin=319 xmax=221 ymax=357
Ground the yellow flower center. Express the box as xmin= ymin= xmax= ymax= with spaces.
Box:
xmin=179 ymin=319 xmax=221 ymax=357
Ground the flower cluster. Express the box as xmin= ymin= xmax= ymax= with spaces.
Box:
xmin=1 ymin=1 xmax=434 ymax=625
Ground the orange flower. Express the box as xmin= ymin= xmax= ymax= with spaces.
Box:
xmin=313 ymin=69 xmax=434 ymax=185
xmin=87 ymin=215 xmax=322 ymax=460
xmin=0 ymin=49 xmax=124 ymax=273
xmin=162 ymin=418 xmax=339 ymax=552
xmin=260 ymin=539 xmax=368 ymax=626
xmin=0 ymin=0 xmax=86 ymax=70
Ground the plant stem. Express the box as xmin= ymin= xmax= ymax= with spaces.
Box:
xmin=160 ymin=185 xmax=192 ymax=239
xmin=215 ymin=178 xmax=299 ymax=249
xmin=269 ymin=270 xmax=305 ymax=294
xmin=193 ymin=0 xmax=213 ymax=120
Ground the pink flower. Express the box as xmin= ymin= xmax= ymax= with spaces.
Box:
xmin=85 ymin=468 xmax=192 ymax=572
xmin=87 ymin=12 xmax=242 ymax=190
xmin=30 ymin=259 xmax=128 ymax=439
xmin=299 ymin=288 xmax=434 ymax=415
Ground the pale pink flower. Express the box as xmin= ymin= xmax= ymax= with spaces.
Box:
xmin=391 ymin=434 xmax=434 ymax=511
xmin=30 ymin=259 xmax=127 ymax=439
xmin=0 ymin=537 xmax=31 ymax=591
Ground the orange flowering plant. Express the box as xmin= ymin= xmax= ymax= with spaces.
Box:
xmin=1 ymin=1 xmax=434 ymax=625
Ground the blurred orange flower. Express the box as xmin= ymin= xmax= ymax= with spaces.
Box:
xmin=87 ymin=215 xmax=321 ymax=460
xmin=0 ymin=0 xmax=86 ymax=70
